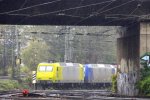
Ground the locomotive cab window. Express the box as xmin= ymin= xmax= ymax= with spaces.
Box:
xmin=39 ymin=66 xmax=46 ymax=71
xmin=46 ymin=66 xmax=53 ymax=72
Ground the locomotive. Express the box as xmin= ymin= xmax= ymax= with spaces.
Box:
xmin=35 ymin=62 xmax=116 ymax=89
xmin=84 ymin=64 xmax=116 ymax=88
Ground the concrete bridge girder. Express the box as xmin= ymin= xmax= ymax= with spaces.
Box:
xmin=0 ymin=0 xmax=150 ymax=26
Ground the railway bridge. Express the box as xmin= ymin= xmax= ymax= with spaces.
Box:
xmin=0 ymin=0 xmax=150 ymax=96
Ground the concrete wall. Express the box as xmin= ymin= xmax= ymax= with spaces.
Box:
xmin=140 ymin=22 xmax=150 ymax=58
xmin=117 ymin=24 xmax=140 ymax=96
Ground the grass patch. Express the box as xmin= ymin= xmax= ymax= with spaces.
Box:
xmin=0 ymin=78 xmax=33 ymax=91
xmin=0 ymin=80 xmax=20 ymax=91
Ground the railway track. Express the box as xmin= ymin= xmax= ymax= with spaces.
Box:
xmin=0 ymin=89 xmax=150 ymax=100
xmin=0 ymin=89 xmax=111 ymax=100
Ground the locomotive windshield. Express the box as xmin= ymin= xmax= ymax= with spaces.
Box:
xmin=39 ymin=66 xmax=46 ymax=71
xmin=39 ymin=66 xmax=53 ymax=72
xmin=46 ymin=66 xmax=53 ymax=72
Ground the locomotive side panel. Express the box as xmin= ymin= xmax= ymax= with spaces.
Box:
xmin=92 ymin=64 xmax=105 ymax=83
xmin=58 ymin=63 xmax=84 ymax=83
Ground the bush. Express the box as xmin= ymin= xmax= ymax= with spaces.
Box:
xmin=0 ymin=79 xmax=32 ymax=91
xmin=136 ymin=62 xmax=150 ymax=95
xmin=0 ymin=80 xmax=20 ymax=91
xmin=20 ymin=66 xmax=30 ymax=74
xmin=137 ymin=76 xmax=150 ymax=95
xmin=111 ymin=74 xmax=117 ymax=93
xmin=20 ymin=73 xmax=32 ymax=89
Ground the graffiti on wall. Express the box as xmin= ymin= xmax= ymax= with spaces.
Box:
xmin=117 ymin=58 xmax=138 ymax=96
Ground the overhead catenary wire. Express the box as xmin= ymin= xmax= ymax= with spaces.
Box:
xmin=126 ymin=0 xmax=150 ymax=27
xmin=2 ymin=13 xmax=83 ymax=18
xmin=93 ymin=0 xmax=116 ymax=16
xmin=105 ymin=4 xmax=141 ymax=20
xmin=3 ymin=1 xmax=149 ymax=21
xmin=12 ymin=0 xmax=60 ymax=24
xmin=29 ymin=0 xmax=113 ymax=17
xmin=82 ymin=1 xmax=142 ymax=26
xmin=0 ymin=0 xmax=113 ymax=17
xmin=75 ymin=0 xmax=135 ymax=25
xmin=104 ymin=16 xmax=137 ymax=25
xmin=129 ymin=4 xmax=141 ymax=15
xmin=56 ymin=13 xmax=84 ymax=19
xmin=2 ymin=0 xmax=148 ymax=23
xmin=103 ymin=13 xmax=150 ymax=27
xmin=2 ymin=5 xmax=84 ymax=19
xmin=96 ymin=0 xmax=135 ymax=16
xmin=0 ymin=0 xmax=61 ymax=15
xmin=1 ymin=0 xmax=148 ymax=27
xmin=74 ymin=0 xmax=116 ymax=25
xmin=5 ymin=13 xmax=30 ymax=17
xmin=0 ymin=0 xmax=149 ymax=24
xmin=28 ymin=0 xmax=115 ymax=27
xmin=105 ymin=14 xmax=139 ymax=18
xmin=73 ymin=0 xmax=84 ymax=15
xmin=2 ymin=0 xmax=113 ymax=24
xmin=108 ymin=3 xmax=143 ymax=27
xmin=20 ymin=0 xmax=29 ymax=9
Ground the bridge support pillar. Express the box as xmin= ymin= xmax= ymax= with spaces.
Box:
xmin=139 ymin=22 xmax=150 ymax=59
xmin=117 ymin=22 xmax=150 ymax=96
xmin=117 ymin=24 xmax=139 ymax=96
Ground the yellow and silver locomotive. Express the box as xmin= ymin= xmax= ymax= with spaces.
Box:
xmin=36 ymin=62 xmax=84 ymax=89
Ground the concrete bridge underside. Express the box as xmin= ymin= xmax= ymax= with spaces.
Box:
xmin=0 ymin=0 xmax=150 ymax=26
xmin=0 ymin=0 xmax=150 ymax=96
